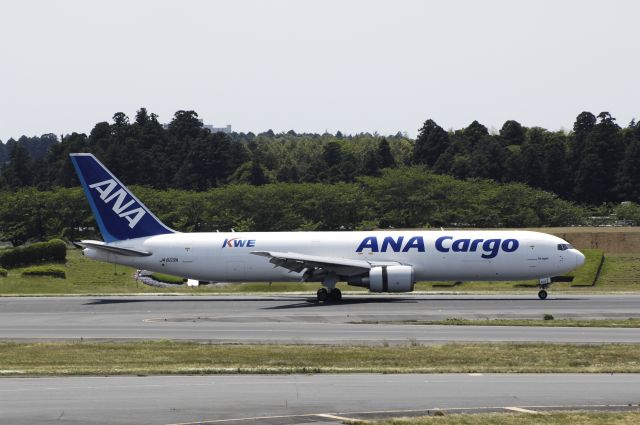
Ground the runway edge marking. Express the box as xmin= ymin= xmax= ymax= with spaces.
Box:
xmin=164 ymin=413 xmax=318 ymax=425
xmin=316 ymin=413 xmax=364 ymax=422
xmin=504 ymin=406 xmax=543 ymax=414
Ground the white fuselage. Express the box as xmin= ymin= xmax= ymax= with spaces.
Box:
xmin=83 ymin=230 xmax=584 ymax=284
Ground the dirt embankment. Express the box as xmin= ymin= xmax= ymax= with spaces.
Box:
xmin=533 ymin=227 xmax=640 ymax=254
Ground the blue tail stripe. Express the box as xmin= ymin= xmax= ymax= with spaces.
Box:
xmin=70 ymin=153 xmax=174 ymax=242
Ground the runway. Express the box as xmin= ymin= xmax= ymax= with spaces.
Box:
xmin=1 ymin=294 xmax=640 ymax=344
xmin=1 ymin=373 xmax=639 ymax=425
xmin=2 ymin=295 xmax=640 ymax=425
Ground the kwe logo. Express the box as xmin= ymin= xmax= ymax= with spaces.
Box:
xmin=89 ymin=179 xmax=146 ymax=228
xmin=222 ymin=238 xmax=256 ymax=248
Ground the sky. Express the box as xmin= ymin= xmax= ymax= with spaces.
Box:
xmin=1 ymin=0 xmax=638 ymax=141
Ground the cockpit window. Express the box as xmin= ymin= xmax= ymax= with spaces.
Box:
xmin=557 ymin=244 xmax=574 ymax=251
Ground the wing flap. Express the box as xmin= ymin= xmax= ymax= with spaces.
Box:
xmin=251 ymin=251 xmax=377 ymax=277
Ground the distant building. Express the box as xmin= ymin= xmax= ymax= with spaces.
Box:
xmin=162 ymin=120 xmax=232 ymax=133
xmin=203 ymin=124 xmax=232 ymax=134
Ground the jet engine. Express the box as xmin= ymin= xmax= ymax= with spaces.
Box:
xmin=348 ymin=265 xmax=415 ymax=293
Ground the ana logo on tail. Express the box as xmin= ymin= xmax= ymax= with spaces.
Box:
xmin=89 ymin=179 xmax=146 ymax=229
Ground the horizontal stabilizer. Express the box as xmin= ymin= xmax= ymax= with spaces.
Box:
xmin=74 ymin=240 xmax=152 ymax=257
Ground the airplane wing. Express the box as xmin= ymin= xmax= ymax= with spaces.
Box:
xmin=74 ymin=240 xmax=152 ymax=257
xmin=251 ymin=250 xmax=400 ymax=277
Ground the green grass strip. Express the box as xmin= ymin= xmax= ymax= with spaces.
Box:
xmin=2 ymin=342 xmax=640 ymax=376
xmin=372 ymin=412 xmax=640 ymax=425
xmin=3 ymin=249 xmax=640 ymax=295
xmin=352 ymin=318 xmax=640 ymax=328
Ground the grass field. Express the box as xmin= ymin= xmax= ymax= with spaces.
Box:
xmin=1 ymin=341 xmax=640 ymax=375
xmin=0 ymin=249 xmax=363 ymax=295
xmin=0 ymin=248 xmax=638 ymax=295
xmin=351 ymin=318 xmax=640 ymax=328
xmin=0 ymin=249 xmax=158 ymax=294
xmin=414 ymin=248 xmax=605 ymax=291
xmin=371 ymin=412 xmax=640 ymax=425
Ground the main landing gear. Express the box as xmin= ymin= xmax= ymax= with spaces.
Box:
xmin=316 ymin=273 xmax=342 ymax=303
xmin=316 ymin=287 xmax=342 ymax=303
xmin=538 ymin=277 xmax=551 ymax=300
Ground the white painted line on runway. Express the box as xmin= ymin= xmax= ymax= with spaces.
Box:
xmin=160 ymin=403 xmax=639 ymax=425
xmin=165 ymin=413 xmax=317 ymax=425
xmin=504 ymin=406 xmax=542 ymax=414
xmin=316 ymin=413 xmax=363 ymax=422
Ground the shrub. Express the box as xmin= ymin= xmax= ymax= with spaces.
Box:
xmin=21 ymin=266 xmax=66 ymax=279
xmin=0 ymin=268 xmax=7 ymax=277
xmin=0 ymin=239 xmax=67 ymax=268
xmin=543 ymin=314 xmax=554 ymax=321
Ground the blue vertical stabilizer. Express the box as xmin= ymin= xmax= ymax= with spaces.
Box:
xmin=70 ymin=153 xmax=174 ymax=242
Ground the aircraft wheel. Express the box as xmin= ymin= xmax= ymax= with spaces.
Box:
xmin=329 ymin=288 xmax=342 ymax=302
xmin=317 ymin=288 xmax=328 ymax=302
xmin=538 ymin=289 xmax=548 ymax=300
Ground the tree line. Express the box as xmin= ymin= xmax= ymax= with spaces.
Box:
xmin=0 ymin=109 xmax=410 ymax=191
xmin=0 ymin=168 xmax=584 ymax=245
xmin=414 ymin=112 xmax=640 ymax=205
xmin=1 ymin=109 xmax=639 ymax=207
xmin=1 ymin=108 xmax=639 ymax=244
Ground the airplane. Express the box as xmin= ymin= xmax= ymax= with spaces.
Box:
xmin=70 ymin=153 xmax=586 ymax=302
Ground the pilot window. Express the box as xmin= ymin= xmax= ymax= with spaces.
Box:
xmin=557 ymin=244 xmax=574 ymax=251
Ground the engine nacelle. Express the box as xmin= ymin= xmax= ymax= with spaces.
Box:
xmin=369 ymin=265 xmax=414 ymax=293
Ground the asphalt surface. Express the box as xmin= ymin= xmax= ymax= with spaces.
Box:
xmin=1 ymin=294 xmax=640 ymax=344
xmin=3 ymin=295 xmax=640 ymax=425
xmin=1 ymin=374 xmax=639 ymax=425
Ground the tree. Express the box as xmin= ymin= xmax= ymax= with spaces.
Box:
xmin=377 ymin=138 xmax=395 ymax=168
xmin=573 ymin=111 xmax=597 ymax=134
xmin=517 ymin=128 xmax=546 ymax=187
xmin=541 ymin=132 xmax=570 ymax=197
xmin=135 ymin=107 xmax=150 ymax=125
xmin=168 ymin=110 xmax=202 ymax=140
xmin=500 ymin=120 xmax=525 ymax=145
xmin=616 ymin=137 xmax=640 ymax=202
xmin=573 ymin=112 xmax=623 ymax=204
xmin=2 ymin=145 xmax=33 ymax=189
xmin=173 ymin=132 xmax=249 ymax=190
xmin=112 ymin=112 xmax=129 ymax=127
xmin=249 ymin=160 xmax=268 ymax=185
xmin=414 ymin=119 xmax=449 ymax=166
xmin=361 ymin=150 xmax=381 ymax=177
xmin=463 ymin=120 xmax=489 ymax=144
xmin=322 ymin=141 xmax=343 ymax=166
xmin=470 ymin=137 xmax=506 ymax=181
xmin=276 ymin=164 xmax=300 ymax=182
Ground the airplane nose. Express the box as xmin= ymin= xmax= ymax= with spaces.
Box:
xmin=576 ymin=251 xmax=585 ymax=267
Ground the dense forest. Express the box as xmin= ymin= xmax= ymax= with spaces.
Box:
xmin=1 ymin=108 xmax=639 ymax=244
xmin=0 ymin=170 xmax=584 ymax=246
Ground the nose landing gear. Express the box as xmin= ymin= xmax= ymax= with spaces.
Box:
xmin=538 ymin=277 xmax=551 ymax=300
